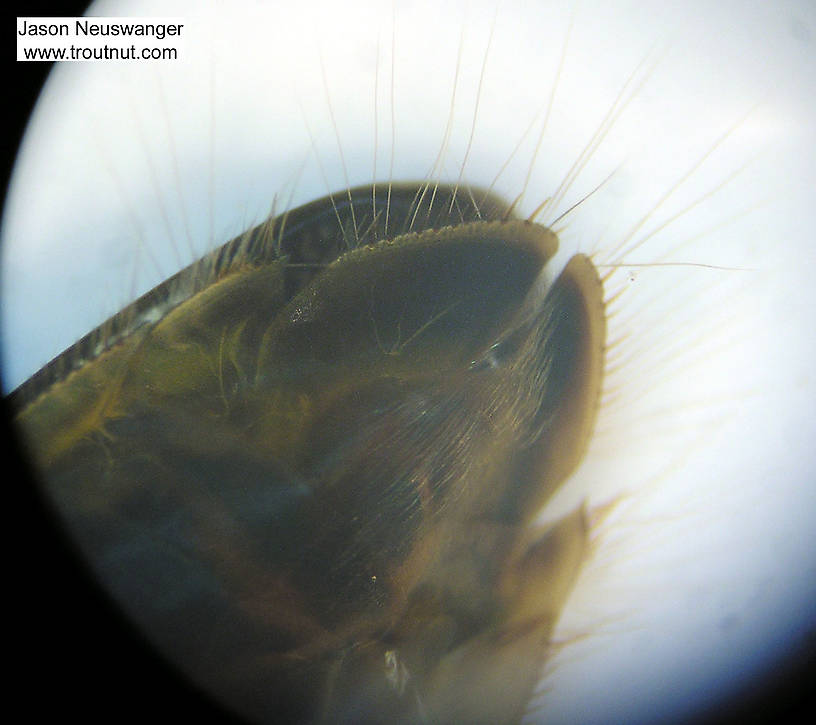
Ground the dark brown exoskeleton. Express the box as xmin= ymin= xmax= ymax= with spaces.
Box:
xmin=11 ymin=182 xmax=605 ymax=723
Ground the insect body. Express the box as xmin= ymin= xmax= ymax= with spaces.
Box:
xmin=12 ymin=183 xmax=605 ymax=723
